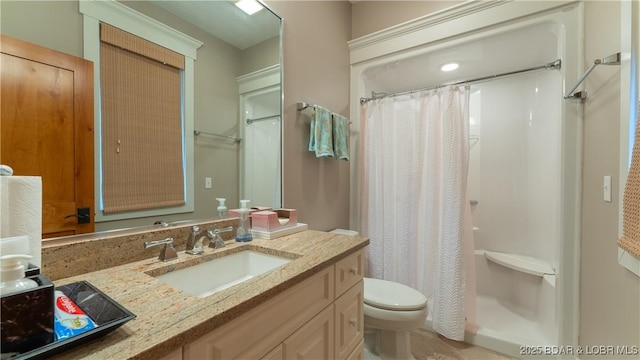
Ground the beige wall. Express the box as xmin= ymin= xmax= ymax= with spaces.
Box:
xmin=351 ymin=0 xmax=461 ymax=39
xmin=240 ymin=36 xmax=280 ymax=75
xmin=0 ymin=1 xmax=83 ymax=55
xmin=266 ymin=1 xmax=352 ymax=231
xmin=580 ymin=1 xmax=640 ymax=353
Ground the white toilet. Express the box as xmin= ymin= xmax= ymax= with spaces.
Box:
xmin=363 ymin=278 xmax=428 ymax=360
xmin=329 ymin=230 xmax=428 ymax=360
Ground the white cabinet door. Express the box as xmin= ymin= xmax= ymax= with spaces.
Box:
xmin=335 ymin=250 xmax=364 ymax=297
xmin=184 ymin=266 xmax=334 ymax=360
xmin=283 ymin=305 xmax=334 ymax=360
xmin=335 ymin=280 xmax=364 ymax=360
xmin=261 ymin=345 xmax=283 ymax=360
xmin=345 ymin=339 xmax=364 ymax=360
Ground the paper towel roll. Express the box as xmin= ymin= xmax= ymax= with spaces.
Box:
xmin=0 ymin=177 xmax=42 ymax=266
xmin=0 ymin=235 xmax=31 ymax=268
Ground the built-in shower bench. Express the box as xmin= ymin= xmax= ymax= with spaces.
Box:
xmin=483 ymin=250 xmax=556 ymax=280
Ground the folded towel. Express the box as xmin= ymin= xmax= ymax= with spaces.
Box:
xmin=332 ymin=113 xmax=349 ymax=161
xmin=308 ymin=105 xmax=334 ymax=158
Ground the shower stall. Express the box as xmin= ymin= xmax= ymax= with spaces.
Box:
xmin=238 ymin=65 xmax=282 ymax=209
xmin=466 ymin=67 xmax=561 ymax=352
xmin=349 ymin=2 xmax=582 ymax=357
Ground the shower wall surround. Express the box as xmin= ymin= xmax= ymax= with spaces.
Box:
xmin=349 ymin=2 xmax=582 ymax=357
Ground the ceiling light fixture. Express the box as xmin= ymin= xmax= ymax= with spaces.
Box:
xmin=440 ymin=62 xmax=459 ymax=72
xmin=235 ymin=0 xmax=264 ymax=15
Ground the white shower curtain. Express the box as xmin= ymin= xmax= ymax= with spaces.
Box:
xmin=360 ymin=85 xmax=475 ymax=341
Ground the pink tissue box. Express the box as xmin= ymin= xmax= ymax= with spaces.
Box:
xmin=251 ymin=209 xmax=298 ymax=232
xmin=228 ymin=206 xmax=270 ymax=218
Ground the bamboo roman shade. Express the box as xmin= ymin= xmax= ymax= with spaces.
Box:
xmin=100 ymin=23 xmax=185 ymax=213
xmin=618 ymin=101 xmax=640 ymax=258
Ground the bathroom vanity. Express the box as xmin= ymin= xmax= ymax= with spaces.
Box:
xmin=44 ymin=229 xmax=368 ymax=359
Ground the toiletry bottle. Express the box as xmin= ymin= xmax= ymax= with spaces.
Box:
xmin=0 ymin=254 xmax=38 ymax=296
xmin=216 ymin=198 xmax=228 ymax=219
xmin=235 ymin=199 xmax=253 ymax=242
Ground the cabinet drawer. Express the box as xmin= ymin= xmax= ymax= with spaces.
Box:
xmin=345 ymin=339 xmax=364 ymax=360
xmin=261 ymin=345 xmax=283 ymax=360
xmin=335 ymin=250 xmax=363 ymax=296
xmin=184 ymin=266 xmax=334 ymax=360
xmin=283 ymin=305 xmax=334 ymax=360
xmin=334 ymin=280 xmax=363 ymax=360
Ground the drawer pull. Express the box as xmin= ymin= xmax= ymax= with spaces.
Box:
xmin=349 ymin=268 xmax=357 ymax=275
xmin=350 ymin=318 xmax=357 ymax=327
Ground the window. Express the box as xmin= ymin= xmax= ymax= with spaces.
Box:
xmin=100 ymin=23 xmax=185 ymax=213
xmin=80 ymin=0 xmax=202 ymax=221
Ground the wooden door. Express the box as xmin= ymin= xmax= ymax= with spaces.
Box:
xmin=1 ymin=35 xmax=94 ymax=238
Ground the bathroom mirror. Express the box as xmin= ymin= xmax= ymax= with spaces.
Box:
xmin=1 ymin=0 xmax=282 ymax=235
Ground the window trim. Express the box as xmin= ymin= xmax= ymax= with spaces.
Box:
xmin=80 ymin=0 xmax=202 ymax=222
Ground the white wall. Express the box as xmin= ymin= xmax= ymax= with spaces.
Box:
xmin=469 ymin=70 xmax=561 ymax=266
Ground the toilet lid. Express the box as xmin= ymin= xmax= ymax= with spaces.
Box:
xmin=364 ymin=278 xmax=427 ymax=311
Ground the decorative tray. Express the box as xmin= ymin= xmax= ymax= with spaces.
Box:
xmin=251 ymin=222 xmax=308 ymax=240
xmin=3 ymin=281 xmax=136 ymax=360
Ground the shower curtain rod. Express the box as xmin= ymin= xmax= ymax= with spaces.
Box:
xmin=360 ymin=59 xmax=561 ymax=104
xmin=246 ymin=114 xmax=280 ymax=124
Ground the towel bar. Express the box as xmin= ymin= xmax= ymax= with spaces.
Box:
xmin=296 ymin=102 xmax=314 ymax=111
xmin=296 ymin=102 xmax=352 ymax=124
xmin=564 ymin=52 xmax=621 ymax=100
xmin=193 ymin=130 xmax=241 ymax=144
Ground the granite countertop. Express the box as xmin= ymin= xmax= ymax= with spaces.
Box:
xmin=51 ymin=230 xmax=369 ymax=360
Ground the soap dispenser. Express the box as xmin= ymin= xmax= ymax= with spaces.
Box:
xmin=216 ymin=198 xmax=228 ymax=219
xmin=0 ymin=254 xmax=38 ymax=296
xmin=235 ymin=199 xmax=253 ymax=242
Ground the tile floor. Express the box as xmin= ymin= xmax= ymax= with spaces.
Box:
xmin=410 ymin=329 xmax=517 ymax=360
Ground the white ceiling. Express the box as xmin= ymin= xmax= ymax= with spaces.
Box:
xmin=149 ymin=0 xmax=280 ymax=50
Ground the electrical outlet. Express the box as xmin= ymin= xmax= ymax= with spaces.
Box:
xmin=205 ymin=177 xmax=212 ymax=189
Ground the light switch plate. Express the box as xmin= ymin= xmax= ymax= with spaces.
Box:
xmin=205 ymin=177 xmax=212 ymax=189
xmin=603 ymin=175 xmax=611 ymax=202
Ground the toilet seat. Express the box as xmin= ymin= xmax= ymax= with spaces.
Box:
xmin=364 ymin=278 xmax=427 ymax=311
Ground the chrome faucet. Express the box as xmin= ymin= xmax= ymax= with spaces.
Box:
xmin=144 ymin=237 xmax=178 ymax=262
xmin=186 ymin=225 xmax=207 ymax=255
xmin=186 ymin=225 xmax=234 ymax=254
xmin=208 ymin=226 xmax=233 ymax=249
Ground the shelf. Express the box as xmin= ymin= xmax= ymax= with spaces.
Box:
xmin=484 ymin=250 xmax=555 ymax=277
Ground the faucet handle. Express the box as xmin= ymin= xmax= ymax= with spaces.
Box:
xmin=213 ymin=226 xmax=233 ymax=234
xmin=208 ymin=226 xmax=233 ymax=249
xmin=144 ymin=237 xmax=178 ymax=262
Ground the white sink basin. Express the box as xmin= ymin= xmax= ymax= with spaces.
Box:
xmin=156 ymin=250 xmax=292 ymax=298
